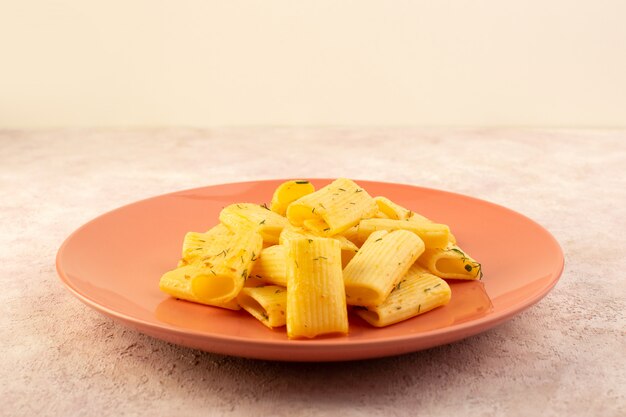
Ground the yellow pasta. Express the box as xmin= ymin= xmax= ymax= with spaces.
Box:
xmin=343 ymin=229 xmax=425 ymax=306
xmin=160 ymin=177 xmax=485 ymax=339
xmin=374 ymin=196 xmax=413 ymax=220
xmin=280 ymin=225 xmax=358 ymax=267
xmin=356 ymin=218 xmax=450 ymax=249
xmin=270 ymin=180 xmax=316 ymax=216
xmin=374 ymin=196 xmax=439 ymax=224
xmin=354 ymin=265 xmax=451 ymax=327
xmin=237 ymin=285 xmax=287 ymax=328
xmin=286 ymin=238 xmax=348 ymax=338
xmin=340 ymin=224 xmax=361 ymax=246
xmin=418 ymin=244 xmax=482 ymax=280
xmin=177 ymin=224 xmax=231 ymax=267
xmin=159 ymin=225 xmax=263 ymax=307
xmin=286 ymin=178 xmax=377 ymax=236
xmin=219 ymin=203 xmax=289 ymax=245
xmin=249 ymin=245 xmax=288 ymax=286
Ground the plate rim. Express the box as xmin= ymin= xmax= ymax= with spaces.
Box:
xmin=56 ymin=178 xmax=565 ymax=357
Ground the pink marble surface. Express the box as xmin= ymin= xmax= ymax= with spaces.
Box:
xmin=1 ymin=128 xmax=624 ymax=416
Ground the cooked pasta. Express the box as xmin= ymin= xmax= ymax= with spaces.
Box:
xmin=374 ymin=196 xmax=413 ymax=220
xmin=219 ymin=203 xmax=289 ymax=245
xmin=280 ymin=225 xmax=359 ymax=267
xmin=286 ymin=238 xmax=348 ymax=338
xmin=418 ymin=244 xmax=482 ymax=280
xmin=270 ymin=180 xmax=316 ymax=216
xmin=159 ymin=224 xmax=263 ymax=308
xmin=249 ymin=245 xmax=288 ymax=286
xmin=343 ymin=229 xmax=425 ymax=306
xmin=286 ymin=178 xmax=378 ymax=236
xmin=159 ymin=177 xmax=485 ymax=338
xmin=354 ymin=265 xmax=451 ymax=327
xmin=356 ymin=218 xmax=450 ymax=249
xmin=237 ymin=285 xmax=287 ymax=328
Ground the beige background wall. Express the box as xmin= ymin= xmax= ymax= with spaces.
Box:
xmin=1 ymin=1 xmax=625 ymax=128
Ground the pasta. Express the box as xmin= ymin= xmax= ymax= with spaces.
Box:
xmin=249 ymin=245 xmax=288 ymax=286
xmin=219 ymin=203 xmax=289 ymax=245
xmin=374 ymin=196 xmax=414 ymax=220
xmin=279 ymin=224 xmax=359 ymax=267
xmin=270 ymin=180 xmax=316 ymax=216
xmin=354 ymin=265 xmax=451 ymax=327
xmin=237 ymin=285 xmax=287 ymax=328
xmin=159 ymin=178 xmax=484 ymax=339
xmin=159 ymin=224 xmax=263 ymax=308
xmin=286 ymin=237 xmax=348 ymax=338
xmin=343 ymin=229 xmax=425 ymax=306
xmin=356 ymin=218 xmax=450 ymax=249
xmin=286 ymin=178 xmax=378 ymax=236
xmin=418 ymin=244 xmax=482 ymax=280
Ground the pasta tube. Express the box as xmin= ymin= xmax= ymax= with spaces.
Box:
xmin=249 ymin=245 xmax=288 ymax=286
xmin=177 ymin=225 xmax=232 ymax=267
xmin=374 ymin=196 xmax=413 ymax=220
xmin=356 ymin=218 xmax=450 ymax=249
xmin=219 ymin=203 xmax=289 ymax=245
xmin=286 ymin=178 xmax=377 ymax=236
xmin=343 ymin=229 xmax=425 ymax=306
xmin=286 ymin=238 xmax=348 ymax=338
xmin=159 ymin=225 xmax=263 ymax=307
xmin=270 ymin=180 xmax=316 ymax=216
xmin=280 ymin=225 xmax=359 ymax=267
xmin=237 ymin=285 xmax=287 ymax=328
xmin=418 ymin=245 xmax=482 ymax=280
xmin=354 ymin=265 xmax=451 ymax=327
xmin=340 ymin=225 xmax=360 ymax=247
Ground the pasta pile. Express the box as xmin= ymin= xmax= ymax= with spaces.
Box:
xmin=159 ymin=178 xmax=482 ymax=339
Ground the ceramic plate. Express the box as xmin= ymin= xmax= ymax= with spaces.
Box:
xmin=56 ymin=179 xmax=564 ymax=361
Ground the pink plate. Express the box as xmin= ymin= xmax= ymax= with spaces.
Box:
xmin=56 ymin=179 xmax=564 ymax=361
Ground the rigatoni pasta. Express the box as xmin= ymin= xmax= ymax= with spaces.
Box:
xmin=270 ymin=180 xmax=315 ymax=216
xmin=356 ymin=218 xmax=450 ymax=249
xmin=237 ymin=285 xmax=287 ymax=328
xmin=286 ymin=237 xmax=348 ymax=338
xmin=219 ymin=203 xmax=289 ymax=245
xmin=279 ymin=225 xmax=359 ymax=267
xmin=249 ymin=245 xmax=288 ymax=286
xmin=159 ymin=178 xmax=484 ymax=339
xmin=160 ymin=224 xmax=263 ymax=308
xmin=343 ymin=229 xmax=425 ymax=306
xmin=418 ymin=244 xmax=482 ymax=280
xmin=286 ymin=178 xmax=378 ymax=236
xmin=353 ymin=265 xmax=451 ymax=327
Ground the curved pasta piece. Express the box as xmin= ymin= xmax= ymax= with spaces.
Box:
xmin=219 ymin=203 xmax=289 ymax=245
xmin=354 ymin=265 xmax=451 ymax=327
xmin=270 ymin=180 xmax=316 ymax=216
xmin=280 ymin=225 xmax=359 ymax=268
xmin=418 ymin=244 xmax=482 ymax=280
xmin=249 ymin=245 xmax=288 ymax=286
xmin=237 ymin=285 xmax=287 ymax=328
xmin=343 ymin=229 xmax=425 ymax=306
xmin=374 ymin=196 xmax=413 ymax=220
xmin=356 ymin=218 xmax=450 ymax=249
xmin=159 ymin=225 xmax=263 ymax=307
xmin=286 ymin=178 xmax=377 ymax=236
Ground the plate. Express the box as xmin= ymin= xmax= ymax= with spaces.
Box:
xmin=56 ymin=179 xmax=564 ymax=361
